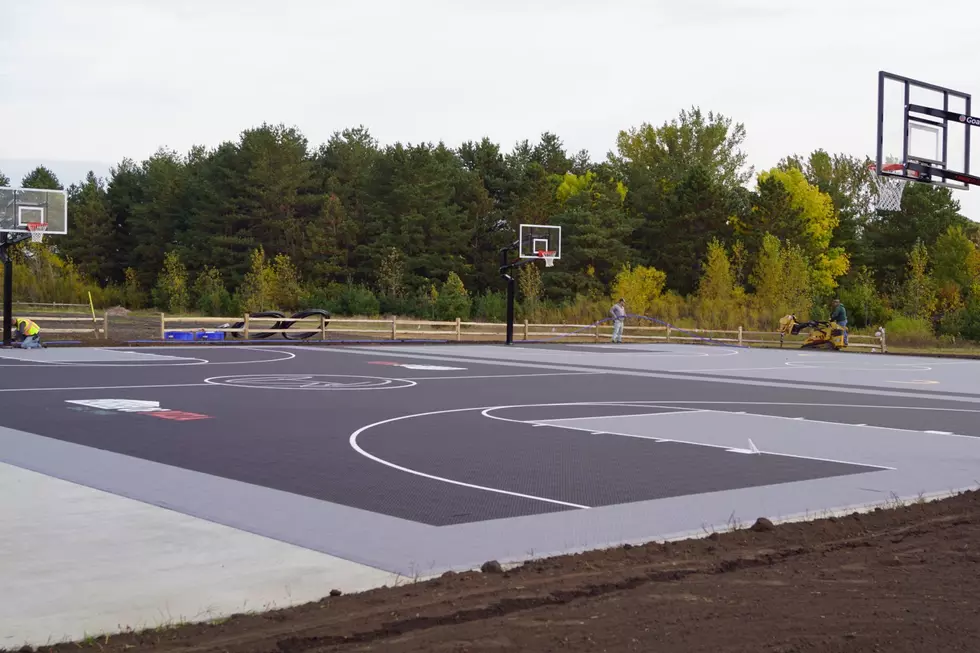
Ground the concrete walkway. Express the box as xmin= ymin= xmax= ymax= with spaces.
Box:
xmin=0 ymin=462 xmax=397 ymax=648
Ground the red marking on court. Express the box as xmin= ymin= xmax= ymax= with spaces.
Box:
xmin=149 ymin=410 xmax=212 ymax=421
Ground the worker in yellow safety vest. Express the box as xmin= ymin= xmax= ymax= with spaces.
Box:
xmin=10 ymin=317 xmax=41 ymax=348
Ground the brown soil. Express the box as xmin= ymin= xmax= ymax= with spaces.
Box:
xmin=16 ymin=490 xmax=980 ymax=653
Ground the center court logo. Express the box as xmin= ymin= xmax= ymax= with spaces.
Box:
xmin=203 ymin=374 xmax=417 ymax=390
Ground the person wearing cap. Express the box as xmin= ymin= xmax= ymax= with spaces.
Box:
xmin=11 ymin=316 xmax=41 ymax=348
xmin=610 ymin=298 xmax=626 ymax=343
xmin=830 ymin=299 xmax=848 ymax=346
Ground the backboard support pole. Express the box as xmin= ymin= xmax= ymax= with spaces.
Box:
xmin=2 ymin=234 xmax=11 ymax=347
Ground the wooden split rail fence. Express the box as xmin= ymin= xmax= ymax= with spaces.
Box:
xmin=160 ymin=314 xmax=887 ymax=352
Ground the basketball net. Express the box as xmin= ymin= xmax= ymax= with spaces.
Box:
xmin=869 ymin=163 xmax=912 ymax=212
xmin=536 ymin=250 xmax=556 ymax=267
xmin=26 ymin=222 xmax=47 ymax=244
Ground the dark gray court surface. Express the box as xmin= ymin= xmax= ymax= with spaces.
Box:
xmin=3 ymin=342 xmax=980 ymax=575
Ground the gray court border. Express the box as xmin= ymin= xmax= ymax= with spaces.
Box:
xmin=5 ymin=344 xmax=980 ymax=577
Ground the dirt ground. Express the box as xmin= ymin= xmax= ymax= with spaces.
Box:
xmin=12 ymin=490 xmax=980 ymax=653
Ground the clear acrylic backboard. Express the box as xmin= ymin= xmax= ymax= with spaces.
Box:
xmin=518 ymin=223 xmax=561 ymax=260
xmin=0 ymin=187 xmax=68 ymax=236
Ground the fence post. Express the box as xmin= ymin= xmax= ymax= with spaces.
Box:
xmin=666 ymin=325 xmax=671 ymax=342
xmin=594 ymin=323 xmax=600 ymax=343
xmin=320 ymin=314 xmax=326 ymax=341
xmin=244 ymin=314 xmax=250 ymax=339
xmin=523 ymin=320 xmax=529 ymax=341
xmin=881 ymin=328 xmax=887 ymax=353
xmin=738 ymin=325 xmax=743 ymax=346
xmin=103 ymin=311 xmax=109 ymax=341
xmin=159 ymin=313 xmax=165 ymax=340
xmin=455 ymin=317 xmax=461 ymax=341
xmin=391 ymin=315 xmax=397 ymax=340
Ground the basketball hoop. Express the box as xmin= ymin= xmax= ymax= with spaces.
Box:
xmin=536 ymin=250 xmax=556 ymax=267
xmin=26 ymin=222 xmax=47 ymax=243
xmin=869 ymin=163 xmax=913 ymax=212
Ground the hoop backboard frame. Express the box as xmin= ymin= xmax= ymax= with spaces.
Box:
xmin=876 ymin=71 xmax=978 ymax=191
xmin=0 ymin=187 xmax=68 ymax=236
xmin=518 ymin=223 xmax=561 ymax=261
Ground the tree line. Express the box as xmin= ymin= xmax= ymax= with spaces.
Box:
xmin=2 ymin=107 xmax=978 ymax=344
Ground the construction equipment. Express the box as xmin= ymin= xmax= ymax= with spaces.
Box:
xmin=778 ymin=315 xmax=848 ymax=351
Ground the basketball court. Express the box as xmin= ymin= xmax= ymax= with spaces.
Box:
xmin=4 ymin=71 xmax=980 ymax=646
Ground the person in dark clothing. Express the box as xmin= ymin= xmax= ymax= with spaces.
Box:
xmin=830 ymin=299 xmax=848 ymax=345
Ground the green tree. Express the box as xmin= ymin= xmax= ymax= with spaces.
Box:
xmin=614 ymin=108 xmax=752 ymax=191
xmin=749 ymin=234 xmax=812 ymax=327
xmin=930 ymin=225 xmax=980 ymax=294
xmin=153 ymin=250 xmax=190 ymax=313
xmin=21 ymin=166 xmax=63 ymax=190
xmin=518 ymin=261 xmax=544 ymax=320
xmin=236 ymin=247 xmax=275 ymax=312
xmin=435 ymin=271 xmax=471 ymax=320
xmin=611 ymin=264 xmax=667 ymax=318
xmin=376 ymin=247 xmax=406 ymax=299
xmin=546 ymin=169 xmax=638 ymax=300
xmin=612 ymin=108 xmax=750 ymax=295
xmin=779 ymin=151 xmax=875 ymax=265
xmin=736 ymin=167 xmax=848 ymax=296
xmin=697 ymin=239 xmax=736 ymax=301
xmin=898 ymin=240 xmax=937 ymax=320
xmin=193 ymin=267 xmax=233 ymax=316
xmin=62 ymin=172 xmax=116 ymax=283
xmin=0 ymin=170 xmax=10 ymax=186
xmin=863 ymin=183 xmax=971 ymax=289
xmin=270 ymin=253 xmax=302 ymax=311
xmin=122 ymin=267 xmax=147 ymax=309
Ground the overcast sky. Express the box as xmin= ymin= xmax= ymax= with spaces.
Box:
xmin=2 ymin=0 xmax=978 ymax=219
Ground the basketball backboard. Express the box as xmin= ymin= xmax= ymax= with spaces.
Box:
xmin=0 ymin=187 xmax=68 ymax=237
xmin=518 ymin=223 xmax=561 ymax=260
xmin=876 ymin=71 xmax=978 ymax=191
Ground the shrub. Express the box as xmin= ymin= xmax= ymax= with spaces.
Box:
xmin=472 ymin=291 xmax=507 ymax=322
xmin=270 ymin=254 xmax=302 ymax=312
xmin=193 ymin=267 xmax=235 ymax=316
xmin=236 ymin=248 xmax=275 ymax=313
xmin=435 ymin=272 xmax=471 ymax=321
xmin=339 ymin=284 xmax=381 ymax=316
xmin=883 ymin=316 xmax=935 ymax=348
xmin=152 ymin=250 xmax=189 ymax=313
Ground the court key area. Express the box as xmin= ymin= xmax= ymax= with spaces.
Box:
xmin=4 ymin=341 xmax=980 ymax=646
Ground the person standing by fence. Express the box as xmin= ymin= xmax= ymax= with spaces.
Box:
xmin=610 ymin=298 xmax=626 ymax=343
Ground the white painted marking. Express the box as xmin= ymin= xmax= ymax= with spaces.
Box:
xmin=395 ymin=364 xmax=467 ymax=371
xmin=0 ymin=383 xmax=210 ymax=394
xmin=887 ymin=380 xmax=940 ymax=385
xmin=537 ymin=409 xmax=702 ymax=423
xmin=415 ymin=372 xmax=601 ymax=381
xmin=924 ymin=430 xmax=953 ymax=435
xmin=748 ymin=439 xmax=760 ymax=454
xmin=66 ymin=399 xmax=167 ymax=413
xmin=348 ymin=410 xmax=590 ymax=510
xmin=0 ymin=347 xmax=296 ymax=368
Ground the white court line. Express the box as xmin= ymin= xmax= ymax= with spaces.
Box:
xmin=600 ymin=400 xmax=980 ymax=442
xmin=531 ymin=409 xmax=704 ymax=423
xmin=0 ymin=347 xmax=296 ymax=368
xmin=481 ymin=403 xmax=896 ymax=470
xmin=411 ymin=372 xmax=603 ymax=381
xmin=348 ymin=408 xmax=590 ymax=510
xmin=0 ymin=383 xmax=211 ymax=393
xmin=344 ymin=399 xmax=975 ymax=506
